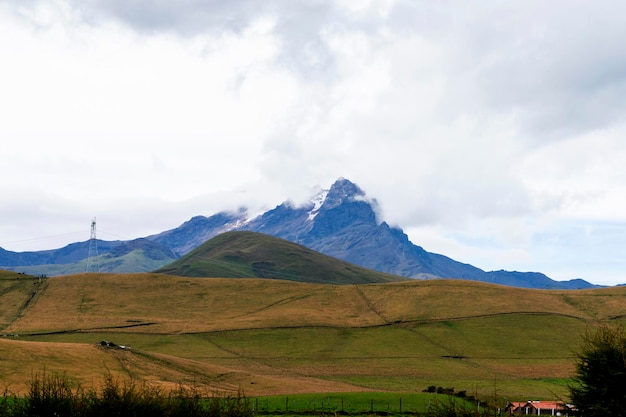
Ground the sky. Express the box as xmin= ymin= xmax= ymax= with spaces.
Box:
xmin=1 ymin=0 xmax=626 ymax=285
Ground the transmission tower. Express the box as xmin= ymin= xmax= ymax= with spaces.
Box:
xmin=86 ymin=217 xmax=100 ymax=273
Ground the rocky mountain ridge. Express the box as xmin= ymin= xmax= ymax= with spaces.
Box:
xmin=151 ymin=178 xmax=597 ymax=289
xmin=0 ymin=178 xmax=600 ymax=289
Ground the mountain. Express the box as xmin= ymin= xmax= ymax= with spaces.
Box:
xmin=152 ymin=178 xmax=598 ymax=289
xmin=240 ymin=179 xmax=479 ymax=280
xmin=0 ymin=240 xmax=122 ymax=267
xmin=156 ymin=231 xmax=408 ymax=284
xmin=0 ymin=178 xmax=601 ymax=289
xmin=3 ymin=238 xmax=177 ymax=276
xmin=150 ymin=211 xmax=248 ymax=255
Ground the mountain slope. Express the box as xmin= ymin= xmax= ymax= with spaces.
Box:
xmin=9 ymin=239 xmax=177 ymax=276
xmin=237 ymin=179 xmax=596 ymax=289
xmin=150 ymin=211 xmax=248 ymax=255
xmin=241 ymin=180 xmax=470 ymax=279
xmin=156 ymin=231 xmax=407 ymax=284
xmin=0 ymin=240 xmax=122 ymax=267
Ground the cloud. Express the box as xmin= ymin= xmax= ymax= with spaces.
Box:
xmin=448 ymin=1 xmax=626 ymax=141
xmin=10 ymin=0 xmax=626 ymax=143
xmin=2 ymin=0 xmax=626 ymax=284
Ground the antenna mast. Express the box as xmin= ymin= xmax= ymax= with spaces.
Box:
xmin=86 ymin=217 xmax=100 ymax=273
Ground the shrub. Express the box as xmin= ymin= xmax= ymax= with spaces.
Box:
xmin=3 ymin=371 xmax=254 ymax=417
xmin=0 ymin=389 xmax=23 ymax=417
xmin=25 ymin=370 xmax=80 ymax=417
xmin=88 ymin=373 xmax=167 ymax=417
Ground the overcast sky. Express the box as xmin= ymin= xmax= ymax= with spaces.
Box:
xmin=2 ymin=0 xmax=626 ymax=285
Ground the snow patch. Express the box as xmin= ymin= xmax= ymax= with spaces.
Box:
xmin=307 ymin=189 xmax=329 ymax=221
xmin=224 ymin=217 xmax=249 ymax=231
xmin=221 ymin=209 xmax=254 ymax=232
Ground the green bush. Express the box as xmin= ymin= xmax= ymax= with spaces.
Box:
xmin=0 ymin=389 xmax=23 ymax=417
xmin=570 ymin=324 xmax=626 ymax=417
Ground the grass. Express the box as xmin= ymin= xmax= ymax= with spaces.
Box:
xmin=253 ymin=392 xmax=457 ymax=414
xmin=0 ymin=272 xmax=45 ymax=331
xmin=0 ymin=338 xmax=128 ymax=392
xmin=1 ymin=371 xmax=488 ymax=416
xmin=9 ymin=249 xmax=176 ymax=277
xmin=156 ymin=231 xmax=407 ymax=284
xmin=2 ymin=272 xmax=626 ymax=402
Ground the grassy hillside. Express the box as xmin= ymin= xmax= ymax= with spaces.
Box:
xmin=0 ymin=271 xmax=44 ymax=331
xmin=2 ymin=271 xmax=626 ymax=401
xmin=156 ymin=231 xmax=407 ymax=284
xmin=11 ymin=241 xmax=177 ymax=276
xmin=11 ymin=251 xmax=173 ymax=276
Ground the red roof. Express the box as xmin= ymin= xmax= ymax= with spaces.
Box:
xmin=508 ymin=401 xmax=572 ymax=412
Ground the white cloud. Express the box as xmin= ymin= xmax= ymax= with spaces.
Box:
xmin=518 ymin=128 xmax=626 ymax=220
xmin=2 ymin=0 xmax=626 ymax=285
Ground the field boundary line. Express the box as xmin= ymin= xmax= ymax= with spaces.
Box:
xmin=176 ymin=310 xmax=587 ymax=336
xmin=20 ymin=321 xmax=159 ymax=336
xmin=353 ymin=285 xmax=389 ymax=324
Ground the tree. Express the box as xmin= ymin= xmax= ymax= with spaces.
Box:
xmin=570 ymin=324 xmax=626 ymax=416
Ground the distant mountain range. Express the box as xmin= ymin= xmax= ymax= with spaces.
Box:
xmin=0 ymin=178 xmax=600 ymax=289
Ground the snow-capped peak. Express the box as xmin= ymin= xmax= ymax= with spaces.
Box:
xmin=307 ymin=189 xmax=329 ymax=221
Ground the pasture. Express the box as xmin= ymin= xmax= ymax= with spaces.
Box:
xmin=2 ymin=272 xmax=626 ymax=402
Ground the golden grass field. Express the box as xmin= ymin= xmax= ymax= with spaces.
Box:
xmin=2 ymin=270 xmax=626 ymax=401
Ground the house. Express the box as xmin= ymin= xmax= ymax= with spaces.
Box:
xmin=506 ymin=401 xmax=575 ymax=416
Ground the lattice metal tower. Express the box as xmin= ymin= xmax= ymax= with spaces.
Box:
xmin=86 ymin=217 xmax=100 ymax=273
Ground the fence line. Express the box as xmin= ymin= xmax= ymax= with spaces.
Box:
xmin=253 ymin=396 xmax=422 ymax=414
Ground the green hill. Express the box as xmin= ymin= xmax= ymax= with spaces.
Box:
xmin=155 ymin=231 xmax=408 ymax=284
